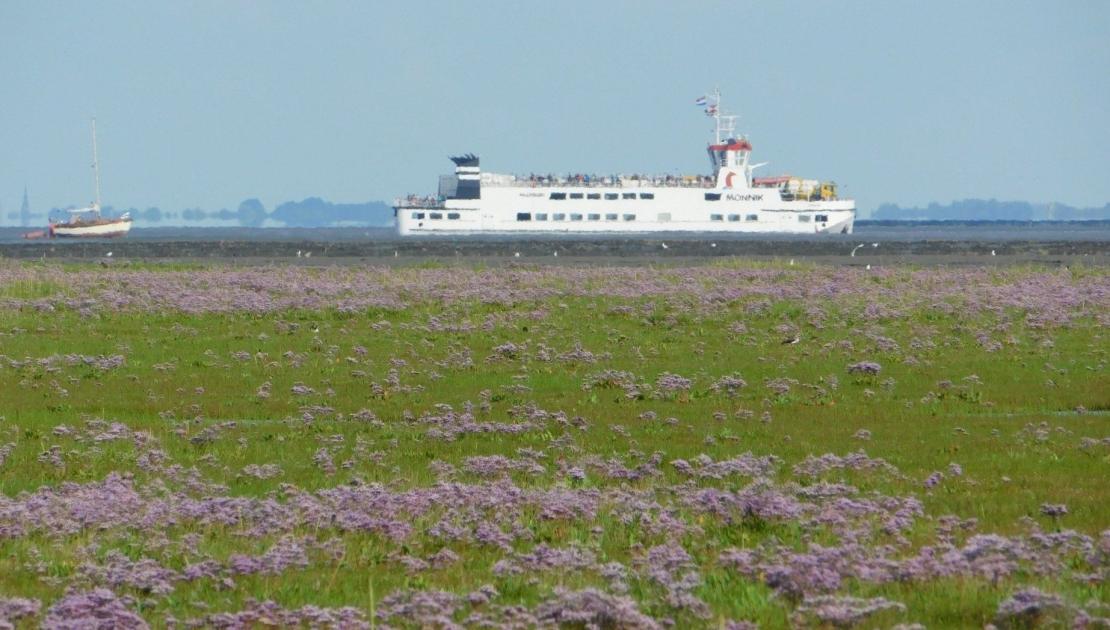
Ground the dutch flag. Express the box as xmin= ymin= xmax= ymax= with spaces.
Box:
xmin=695 ymin=96 xmax=707 ymax=107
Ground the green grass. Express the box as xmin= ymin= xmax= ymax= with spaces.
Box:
xmin=0 ymin=261 xmax=1107 ymax=627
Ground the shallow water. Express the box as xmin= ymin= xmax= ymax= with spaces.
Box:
xmin=2 ymin=221 xmax=1110 ymax=245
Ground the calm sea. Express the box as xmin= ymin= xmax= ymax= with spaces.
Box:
xmin=2 ymin=222 xmax=1110 ymax=245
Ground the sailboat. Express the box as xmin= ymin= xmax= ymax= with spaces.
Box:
xmin=48 ymin=120 xmax=132 ymax=238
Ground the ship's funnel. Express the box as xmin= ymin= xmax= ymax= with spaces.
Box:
xmin=447 ymin=154 xmax=480 ymax=200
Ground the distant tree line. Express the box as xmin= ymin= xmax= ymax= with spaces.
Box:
xmin=872 ymin=199 xmax=1110 ymax=221
xmin=40 ymin=197 xmax=395 ymax=228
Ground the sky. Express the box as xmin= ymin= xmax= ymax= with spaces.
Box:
xmin=1 ymin=0 xmax=1108 ymax=223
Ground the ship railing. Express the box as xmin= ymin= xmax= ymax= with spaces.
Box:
xmin=395 ymin=196 xmax=444 ymax=209
xmin=481 ymin=175 xmax=717 ymax=189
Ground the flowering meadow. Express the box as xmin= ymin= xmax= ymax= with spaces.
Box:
xmin=0 ymin=260 xmax=1108 ymax=628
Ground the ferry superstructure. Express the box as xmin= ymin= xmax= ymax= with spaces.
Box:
xmin=394 ymin=91 xmax=854 ymax=235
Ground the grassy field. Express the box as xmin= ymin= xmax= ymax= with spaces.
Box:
xmin=0 ymin=260 xmax=1107 ymax=628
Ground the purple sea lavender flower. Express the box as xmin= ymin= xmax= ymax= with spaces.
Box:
xmin=427 ymin=548 xmax=460 ymax=569
xmin=313 ymin=448 xmax=336 ymax=475
xmin=670 ymin=459 xmax=694 ymax=476
xmin=923 ymin=471 xmax=944 ymax=489
xmin=466 ymin=584 xmax=499 ymax=606
xmin=186 ymin=600 xmax=370 ymax=629
xmin=993 ymin=588 xmax=1067 ymax=628
xmin=598 ymin=561 xmax=630 ymax=594
xmin=764 ymin=377 xmax=797 ymax=396
xmin=1040 ymin=503 xmax=1068 ymax=518
xmin=792 ymin=451 xmax=900 ymax=478
xmin=710 ymin=373 xmax=748 ymax=397
xmin=0 ymin=442 xmax=14 ymax=468
xmin=259 ymin=538 xmax=310 ymax=574
xmin=86 ymin=552 xmax=179 ymax=595
xmin=654 ymin=372 xmax=692 ymax=395
xmin=43 ymin=588 xmax=148 ymax=629
xmin=847 ymin=361 xmax=882 ymax=376
xmin=566 ymin=466 xmax=586 ymax=482
xmin=397 ymin=554 xmax=430 ymax=574
xmin=37 ymin=445 xmax=65 ymax=468
xmin=0 ymin=597 xmax=41 ymax=626
xmin=533 ymin=588 xmax=662 ymax=630
xmin=181 ymin=560 xmax=221 ymax=582
xmin=792 ymin=595 xmax=906 ymax=628
xmin=290 ymin=382 xmax=315 ymax=396
xmin=639 ymin=543 xmax=710 ymax=617
xmin=376 ymin=589 xmax=460 ymax=628
xmin=240 ymin=463 xmax=282 ymax=480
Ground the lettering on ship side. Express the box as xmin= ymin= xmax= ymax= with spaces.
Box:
xmin=519 ymin=192 xmax=544 ymax=197
xmin=724 ymin=194 xmax=764 ymax=202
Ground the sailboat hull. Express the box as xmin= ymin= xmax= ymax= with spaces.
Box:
xmin=51 ymin=218 xmax=132 ymax=238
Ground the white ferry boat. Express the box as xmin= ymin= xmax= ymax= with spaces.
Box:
xmin=394 ymin=90 xmax=854 ymax=235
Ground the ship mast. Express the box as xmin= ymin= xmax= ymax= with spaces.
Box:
xmin=710 ymin=87 xmax=736 ymax=144
xmin=91 ymin=119 xmax=101 ymax=213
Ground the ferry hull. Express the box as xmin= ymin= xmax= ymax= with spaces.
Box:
xmin=396 ymin=185 xmax=855 ymax=236
xmin=395 ymin=212 xmax=854 ymax=236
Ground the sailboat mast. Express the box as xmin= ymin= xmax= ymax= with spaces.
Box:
xmin=91 ymin=119 xmax=101 ymax=211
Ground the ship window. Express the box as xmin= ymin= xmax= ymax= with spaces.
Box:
xmin=588 ymin=213 xmax=601 ymax=221
xmin=587 ymin=193 xmax=601 ymax=200
xmin=605 ymin=213 xmax=618 ymax=221
xmin=553 ymin=213 xmax=566 ymax=221
xmin=745 ymin=214 xmax=759 ymax=221
xmin=411 ymin=212 xmax=425 ymax=219
xmin=570 ymin=213 xmax=583 ymax=221
xmin=798 ymin=214 xmax=811 ymax=222
xmin=705 ymin=193 xmax=721 ymax=201
xmin=622 ymin=192 xmax=636 ymax=199
xmin=549 ymin=192 xmax=566 ymax=200
xmin=516 ymin=212 xmax=532 ymax=221
xmin=639 ymin=193 xmax=654 ymax=200
xmin=604 ymin=193 xmax=619 ymax=200
xmin=623 ymin=214 xmax=636 ymax=221
xmin=728 ymin=214 xmax=741 ymax=222
xmin=535 ymin=213 xmax=548 ymax=221
xmin=569 ymin=192 xmax=584 ymax=199
xmin=710 ymin=214 xmax=724 ymax=221
xmin=815 ymin=214 xmax=829 ymax=222
xmin=657 ymin=212 xmax=671 ymax=222
xmin=447 ymin=212 xmax=461 ymax=220
xmin=430 ymin=212 xmax=443 ymax=220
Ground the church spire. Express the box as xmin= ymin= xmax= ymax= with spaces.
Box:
xmin=20 ymin=186 xmax=31 ymax=227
